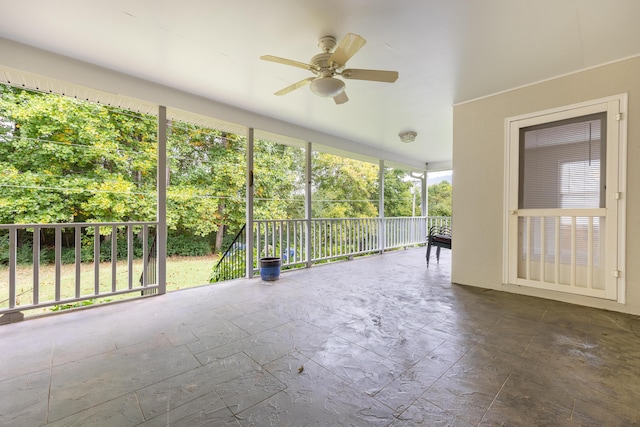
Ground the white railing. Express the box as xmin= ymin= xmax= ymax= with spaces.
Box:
xmin=253 ymin=216 xmax=451 ymax=272
xmin=2 ymin=216 xmax=451 ymax=316
xmin=427 ymin=216 xmax=452 ymax=230
xmin=254 ymin=219 xmax=308 ymax=268
xmin=514 ymin=211 xmax=606 ymax=297
xmin=0 ymin=222 xmax=157 ymax=316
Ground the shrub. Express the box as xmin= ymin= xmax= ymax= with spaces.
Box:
xmin=167 ymin=232 xmax=212 ymax=257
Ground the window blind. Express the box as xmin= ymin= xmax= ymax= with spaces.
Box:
xmin=519 ymin=113 xmax=606 ymax=209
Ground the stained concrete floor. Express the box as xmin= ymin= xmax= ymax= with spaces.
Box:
xmin=1 ymin=248 xmax=640 ymax=426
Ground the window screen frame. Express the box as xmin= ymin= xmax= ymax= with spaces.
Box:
xmin=517 ymin=112 xmax=607 ymax=210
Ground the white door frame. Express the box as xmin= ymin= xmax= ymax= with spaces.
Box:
xmin=503 ymin=94 xmax=627 ymax=303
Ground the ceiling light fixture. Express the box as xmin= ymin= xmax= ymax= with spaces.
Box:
xmin=399 ymin=131 xmax=417 ymax=143
xmin=310 ymin=76 xmax=345 ymax=97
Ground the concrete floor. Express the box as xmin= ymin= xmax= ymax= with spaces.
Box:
xmin=1 ymin=248 xmax=640 ymax=426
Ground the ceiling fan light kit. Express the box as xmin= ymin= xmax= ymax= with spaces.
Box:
xmin=261 ymin=33 xmax=398 ymax=104
xmin=310 ymin=76 xmax=345 ymax=97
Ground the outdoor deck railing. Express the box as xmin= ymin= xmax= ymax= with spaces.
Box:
xmin=0 ymin=221 xmax=157 ymax=316
xmin=2 ymin=216 xmax=451 ymax=316
xmin=253 ymin=216 xmax=451 ymax=272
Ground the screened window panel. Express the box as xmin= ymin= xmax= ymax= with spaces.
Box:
xmin=519 ymin=113 xmax=606 ymax=209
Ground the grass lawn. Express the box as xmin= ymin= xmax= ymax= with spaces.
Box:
xmin=0 ymin=255 xmax=218 ymax=316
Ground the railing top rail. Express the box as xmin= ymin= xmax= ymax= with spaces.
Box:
xmin=253 ymin=216 xmax=431 ymax=222
xmin=0 ymin=221 xmax=158 ymax=229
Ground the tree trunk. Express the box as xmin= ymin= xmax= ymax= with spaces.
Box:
xmin=214 ymin=204 xmax=225 ymax=253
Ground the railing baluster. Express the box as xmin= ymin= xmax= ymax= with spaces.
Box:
xmin=285 ymin=221 xmax=290 ymax=266
xmin=8 ymin=228 xmax=16 ymax=309
xmin=75 ymin=226 xmax=82 ymax=298
xmin=142 ymin=225 xmax=149 ymax=287
xmin=94 ymin=226 xmax=100 ymax=295
xmin=555 ymin=217 xmax=560 ymax=285
xmin=525 ymin=217 xmax=531 ymax=280
xmin=571 ymin=217 xmax=577 ymax=287
xmin=587 ymin=216 xmax=593 ymax=289
xmin=128 ymin=225 xmax=134 ymax=289
xmin=33 ymin=226 xmax=40 ymax=305
xmin=273 ymin=222 xmax=277 ymax=257
xmin=111 ymin=226 xmax=117 ymax=292
xmin=540 ymin=217 xmax=546 ymax=282
xmin=55 ymin=227 xmax=62 ymax=301
xmin=292 ymin=221 xmax=297 ymax=263
xmin=330 ymin=219 xmax=333 ymax=257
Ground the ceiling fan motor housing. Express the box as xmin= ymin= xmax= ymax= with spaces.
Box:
xmin=310 ymin=53 xmax=336 ymax=74
xmin=317 ymin=35 xmax=337 ymax=53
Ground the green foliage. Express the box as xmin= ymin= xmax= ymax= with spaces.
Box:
xmin=0 ymin=84 xmax=157 ymax=225
xmin=50 ymin=298 xmax=112 ymax=312
xmin=167 ymin=232 xmax=212 ymax=257
xmin=167 ymin=124 xmax=245 ymax=238
xmin=254 ymin=141 xmax=305 ymax=220
xmin=384 ymin=168 xmax=418 ymax=217
xmin=1 ymin=84 xmax=432 ymax=266
xmin=312 ymin=153 xmax=379 ymax=218
xmin=50 ymin=299 xmax=97 ymax=312
xmin=428 ymin=180 xmax=452 ymax=217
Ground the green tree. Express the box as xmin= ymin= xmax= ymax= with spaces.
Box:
xmin=428 ymin=181 xmax=452 ymax=217
xmin=312 ymin=153 xmax=379 ymax=218
xmin=383 ymin=168 xmax=416 ymax=217
xmin=167 ymin=124 xmax=245 ymax=248
xmin=0 ymin=84 xmax=157 ymax=225
xmin=166 ymin=126 xmax=305 ymax=252
xmin=254 ymin=140 xmax=305 ymax=220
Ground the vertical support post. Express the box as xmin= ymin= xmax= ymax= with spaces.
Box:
xmin=378 ymin=160 xmax=385 ymax=252
xmin=127 ymin=225 xmax=134 ymax=289
xmin=421 ymin=172 xmax=428 ymax=240
xmin=421 ymin=172 xmax=427 ymax=217
xmin=142 ymin=225 xmax=149 ymax=287
xmin=246 ymin=128 xmax=255 ymax=278
xmin=410 ymin=170 xmax=428 ymax=240
xmin=157 ymin=105 xmax=167 ymax=295
xmin=305 ymin=141 xmax=312 ymax=267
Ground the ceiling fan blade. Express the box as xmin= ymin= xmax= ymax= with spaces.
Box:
xmin=341 ymin=68 xmax=399 ymax=83
xmin=275 ymin=77 xmax=315 ymax=96
xmin=329 ymin=33 xmax=366 ymax=67
xmin=260 ymin=55 xmax=313 ymax=71
xmin=333 ymin=91 xmax=349 ymax=105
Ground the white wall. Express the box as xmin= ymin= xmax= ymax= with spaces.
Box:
xmin=452 ymin=56 xmax=640 ymax=315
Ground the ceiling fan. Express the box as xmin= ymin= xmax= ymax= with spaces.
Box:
xmin=260 ymin=33 xmax=399 ymax=105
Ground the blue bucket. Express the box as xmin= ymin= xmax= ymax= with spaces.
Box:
xmin=259 ymin=257 xmax=281 ymax=281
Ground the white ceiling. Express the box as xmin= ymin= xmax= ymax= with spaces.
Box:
xmin=1 ymin=0 xmax=640 ymax=170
